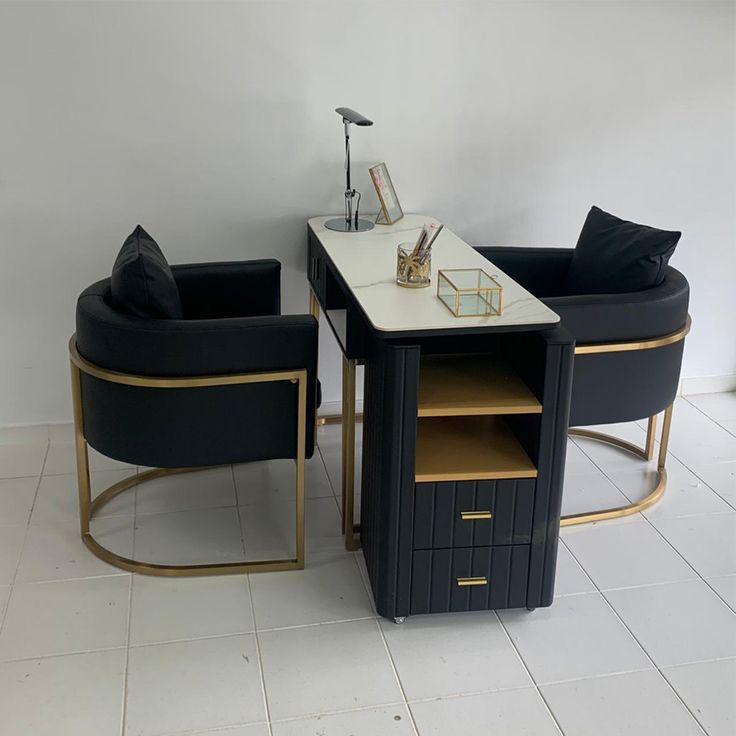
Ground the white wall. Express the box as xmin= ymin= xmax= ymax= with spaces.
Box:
xmin=0 ymin=0 xmax=733 ymax=426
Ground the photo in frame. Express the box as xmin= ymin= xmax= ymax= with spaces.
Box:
xmin=369 ymin=162 xmax=404 ymax=225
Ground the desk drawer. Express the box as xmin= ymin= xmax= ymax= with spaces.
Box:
xmin=410 ymin=545 xmax=530 ymax=614
xmin=413 ymin=479 xmax=535 ymax=549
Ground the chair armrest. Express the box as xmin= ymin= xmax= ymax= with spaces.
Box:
xmin=76 ymin=300 xmax=317 ymax=379
xmin=543 ymin=267 xmax=690 ymax=343
xmin=475 ymin=247 xmax=573 ymax=297
xmin=75 ymin=288 xmax=320 ymax=463
xmin=171 ymin=259 xmax=281 ymax=319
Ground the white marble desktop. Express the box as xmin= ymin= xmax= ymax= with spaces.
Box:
xmin=309 ymin=214 xmax=559 ymax=333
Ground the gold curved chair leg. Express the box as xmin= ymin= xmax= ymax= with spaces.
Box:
xmin=70 ymin=357 xmax=307 ymax=577
xmin=561 ymin=404 xmax=673 ymax=526
xmin=77 ymin=464 xmax=306 ymax=577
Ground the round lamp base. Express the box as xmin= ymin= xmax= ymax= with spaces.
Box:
xmin=325 ymin=217 xmax=374 ymax=233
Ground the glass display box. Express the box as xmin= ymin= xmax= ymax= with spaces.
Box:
xmin=437 ymin=268 xmax=503 ymax=317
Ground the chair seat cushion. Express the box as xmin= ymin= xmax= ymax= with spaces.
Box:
xmin=110 ymin=225 xmax=183 ymax=319
xmin=564 ymin=206 xmax=681 ymax=295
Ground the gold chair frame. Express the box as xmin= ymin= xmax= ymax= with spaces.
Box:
xmin=69 ymin=337 xmax=306 ymax=576
xmin=561 ymin=316 xmax=690 ymax=525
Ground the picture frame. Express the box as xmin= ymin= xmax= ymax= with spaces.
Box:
xmin=369 ymin=162 xmax=404 ymax=225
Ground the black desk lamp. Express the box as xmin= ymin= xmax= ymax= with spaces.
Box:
xmin=325 ymin=107 xmax=375 ymax=233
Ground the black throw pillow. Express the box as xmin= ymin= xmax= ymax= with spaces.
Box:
xmin=564 ymin=206 xmax=681 ymax=295
xmin=110 ymin=225 xmax=183 ymax=319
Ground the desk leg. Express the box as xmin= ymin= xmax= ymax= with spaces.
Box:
xmin=309 ymin=288 xmax=322 ymax=441
xmin=341 ymin=356 xmax=357 ymax=550
xmin=308 ymin=288 xmax=321 ymax=321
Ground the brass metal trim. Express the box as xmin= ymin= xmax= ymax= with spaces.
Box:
xmin=574 ymin=316 xmax=691 ymax=355
xmin=69 ymin=335 xmax=307 ymax=576
xmin=320 ymin=412 xmax=364 ymax=425
xmin=562 ymin=404 xmax=674 ymax=526
xmin=457 ymin=576 xmax=488 ymax=586
xmin=309 ymin=287 xmax=321 ymax=321
xmin=460 ymin=510 xmax=493 ymax=520
xmin=70 ymin=339 xmax=302 ymax=389
xmin=562 ymin=315 xmax=690 ymax=525
xmin=644 ymin=413 xmax=658 ymax=462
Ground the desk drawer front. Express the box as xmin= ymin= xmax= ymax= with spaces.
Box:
xmin=410 ymin=545 xmax=530 ymax=614
xmin=413 ymin=479 xmax=535 ymax=549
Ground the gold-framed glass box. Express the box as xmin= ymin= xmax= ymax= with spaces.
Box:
xmin=437 ymin=268 xmax=503 ymax=317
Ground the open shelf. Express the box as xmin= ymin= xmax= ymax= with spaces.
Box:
xmin=418 ymin=355 xmax=541 ymax=417
xmin=415 ymin=415 xmax=538 ymax=482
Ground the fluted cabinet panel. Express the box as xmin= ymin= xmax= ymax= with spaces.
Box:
xmin=413 ymin=479 xmax=535 ymax=549
xmin=410 ymin=546 xmax=530 ymax=614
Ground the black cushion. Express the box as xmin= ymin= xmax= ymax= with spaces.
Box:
xmin=564 ymin=206 xmax=681 ymax=295
xmin=110 ymin=225 xmax=183 ymax=319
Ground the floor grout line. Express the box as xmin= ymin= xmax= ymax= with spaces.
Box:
xmin=11 ymin=571 xmax=131 ymax=585
xmin=1 ymin=409 xmax=735 ymax=733
xmin=255 ymin=614 xmax=379 ymax=635
xmin=150 ymin=721 xmax=270 ymax=736
xmin=231 ymin=460 xmax=273 ymax=735
xmin=0 ymin=644 xmax=129 ymax=664
xmin=639 ymin=399 xmax=736 ymax=512
xmin=329 ymin=440 xmax=419 ymax=734
xmin=119 ymin=573 xmax=134 ymax=736
xmin=0 ymin=443 xmax=49 ymax=637
xmin=245 ymin=563 xmax=274 ymax=736
xmin=683 ymin=395 xmax=736 ymax=440
xmin=660 ymin=400 xmax=736 ymax=511
xmin=571 ymin=428 xmax=736 ymax=621
xmin=120 ymin=465 xmax=140 ymax=736
xmin=266 ymin=699 xmax=410 ymax=726
xmin=372 ymin=619 xmax=422 ymax=736
xmin=404 ymin=682 xmax=541 ymax=704
xmin=562 ymin=433 xmax=735 ymax=735
xmin=492 ymin=609 xmax=565 ymax=736
xmin=561 ymin=534 xmax=711 ymax=736
xmin=353 ymin=553 xmax=379 ymax=616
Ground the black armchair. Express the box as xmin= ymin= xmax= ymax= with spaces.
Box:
xmin=477 ymin=246 xmax=690 ymax=525
xmin=70 ymin=259 xmax=318 ymax=575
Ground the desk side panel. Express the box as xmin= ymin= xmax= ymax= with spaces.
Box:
xmin=519 ymin=328 xmax=574 ymax=608
xmin=361 ymin=341 xmax=420 ymax=619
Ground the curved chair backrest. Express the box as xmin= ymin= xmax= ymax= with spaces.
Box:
xmin=74 ymin=278 xmax=318 ymax=468
xmin=475 ymin=247 xmax=690 ymax=426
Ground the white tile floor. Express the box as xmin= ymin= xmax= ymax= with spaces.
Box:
xmin=0 ymin=394 xmax=734 ymax=735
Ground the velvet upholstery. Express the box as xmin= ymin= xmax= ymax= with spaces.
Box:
xmin=476 ymin=246 xmax=689 ymax=426
xmin=75 ymin=259 xmax=319 ymax=468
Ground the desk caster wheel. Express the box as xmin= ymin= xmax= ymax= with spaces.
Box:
xmin=393 ymin=617 xmax=406 ymax=625
xmin=526 ymin=607 xmax=536 ymax=612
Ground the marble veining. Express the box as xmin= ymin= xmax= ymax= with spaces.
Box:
xmin=309 ymin=214 xmax=559 ymax=333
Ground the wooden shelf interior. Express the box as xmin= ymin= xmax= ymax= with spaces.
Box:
xmin=418 ymin=355 xmax=541 ymax=417
xmin=415 ymin=416 xmax=538 ymax=482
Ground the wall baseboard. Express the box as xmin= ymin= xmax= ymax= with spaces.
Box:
xmin=681 ymin=374 xmax=736 ymax=396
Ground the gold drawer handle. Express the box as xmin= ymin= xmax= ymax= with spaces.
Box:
xmin=457 ymin=576 xmax=488 ymax=587
xmin=460 ymin=510 xmax=492 ymax=520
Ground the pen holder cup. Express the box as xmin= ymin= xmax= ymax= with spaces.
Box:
xmin=396 ymin=243 xmax=431 ymax=288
